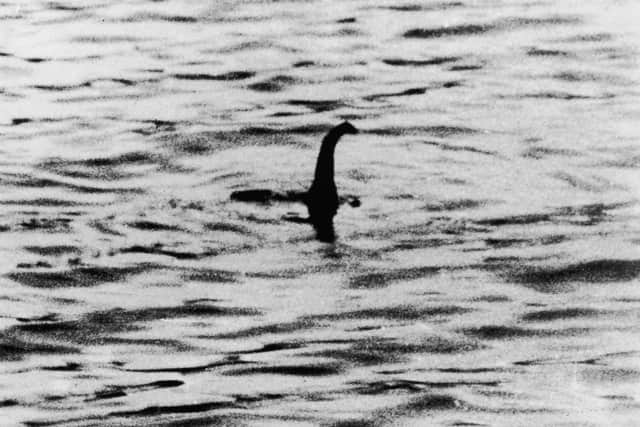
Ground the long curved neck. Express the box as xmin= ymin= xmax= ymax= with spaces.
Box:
xmin=311 ymin=129 xmax=341 ymax=191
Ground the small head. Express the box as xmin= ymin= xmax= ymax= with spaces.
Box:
xmin=335 ymin=121 xmax=359 ymax=136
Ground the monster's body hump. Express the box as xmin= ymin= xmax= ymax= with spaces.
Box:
xmin=306 ymin=181 xmax=339 ymax=222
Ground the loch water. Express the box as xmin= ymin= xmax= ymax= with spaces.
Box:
xmin=1 ymin=1 xmax=640 ymax=426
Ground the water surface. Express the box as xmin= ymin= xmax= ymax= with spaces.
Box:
xmin=1 ymin=1 xmax=640 ymax=426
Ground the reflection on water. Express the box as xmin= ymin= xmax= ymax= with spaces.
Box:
xmin=1 ymin=0 xmax=640 ymax=425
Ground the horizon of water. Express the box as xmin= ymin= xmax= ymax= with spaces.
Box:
xmin=1 ymin=1 xmax=640 ymax=426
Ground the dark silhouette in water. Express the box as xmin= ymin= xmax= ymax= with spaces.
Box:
xmin=230 ymin=121 xmax=359 ymax=242
xmin=304 ymin=121 xmax=359 ymax=241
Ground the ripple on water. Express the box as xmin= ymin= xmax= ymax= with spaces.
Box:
xmin=224 ymin=362 xmax=344 ymax=377
xmin=15 ymin=216 xmax=74 ymax=231
xmin=305 ymin=304 xmax=471 ymax=321
xmin=71 ymin=35 xmax=147 ymax=43
xmin=6 ymin=265 xmax=155 ymax=288
xmin=285 ymin=99 xmax=348 ymax=113
xmin=126 ymin=220 xmax=184 ymax=232
xmin=403 ymin=15 xmax=580 ymax=39
xmin=11 ymin=118 xmax=33 ymax=125
xmin=520 ymin=307 xmax=608 ymax=322
xmin=211 ymin=318 xmax=316 ymax=340
xmin=364 ymin=87 xmax=430 ymax=101
xmin=118 ymin=12 xmax=199 ymax=23
xmin=379 ymin=2 xmax=465 ymax=12
xmin=522 ymin=145 xmax=580 ymax=159
xmin=307 ymin=335 xmax=480 ymax=365
xmin=422 ymin=141 xmax=496 ymax=156
xmin=0 ymin=336 xmax=78 ymax=362
xmin=382 ymin=56 xmax=461 ymax=66
xmin=293 ymin=60 xmax=315 ymax=67
xmin=474 ymin=201 xmax=627 ymax=227
xmin=117 ymin=244 xmax=230 ymax=260
xmin=6 ymin=303 xmax=260 ymax=356
xmin=39 ymin=151 xmax=162 ymax=180
xmin=449 ymin=64 xmax=484 ymax=71
xmin=161 ymin=123 xmax=335 ymax=155
xmin=106 ymin=400 xmax=240 ymax=419
xmin=526 ymin=47 xmax=571 ymax=57
xmin=423 ymin=199 xmax=489 ymax=212
xmin=2 ymin=173 xmax=143 ymax=194
xmin=518 ymin=91 xmax=614 ymax=100
xmin=460 ymin=325 xmax=581 ymax=340
xmin=182 ymin=268 xmax=239 ymax=283
xmin=247 ymin=74 xmax=300 ymax=92
xmin=366 ymin=125 xmax=479 ymax=137
xmin=172 ymin=70 xmax=255 ymax=81
xmin=349 ymin=266 xmax=444 ymax=288
xmin=32 ymin=77 xmax=137 ymax=92
xmin=88 ymin=380 xmax=185 ymax=402
xmin=500 ymin=259 xmax=640 ymax=292
xmin=404 ymin=24 xmax=492 ymax=39
xmin=329 ymin=392 xmax=465 ymax=427
xmin=483 ymin=234 xmax=567 ymax=249
xmin=561 ymin=32 xmax=614 ymax=43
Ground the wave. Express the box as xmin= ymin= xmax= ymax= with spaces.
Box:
xmin=403 ymin=15 xmax=580 ymax=39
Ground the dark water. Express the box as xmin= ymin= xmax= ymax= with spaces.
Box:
xmin=1 ymin=1 xmax=640 ymax=426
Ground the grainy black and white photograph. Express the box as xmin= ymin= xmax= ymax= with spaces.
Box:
xmin=1 ymin=1 xmax=639 ymax=426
